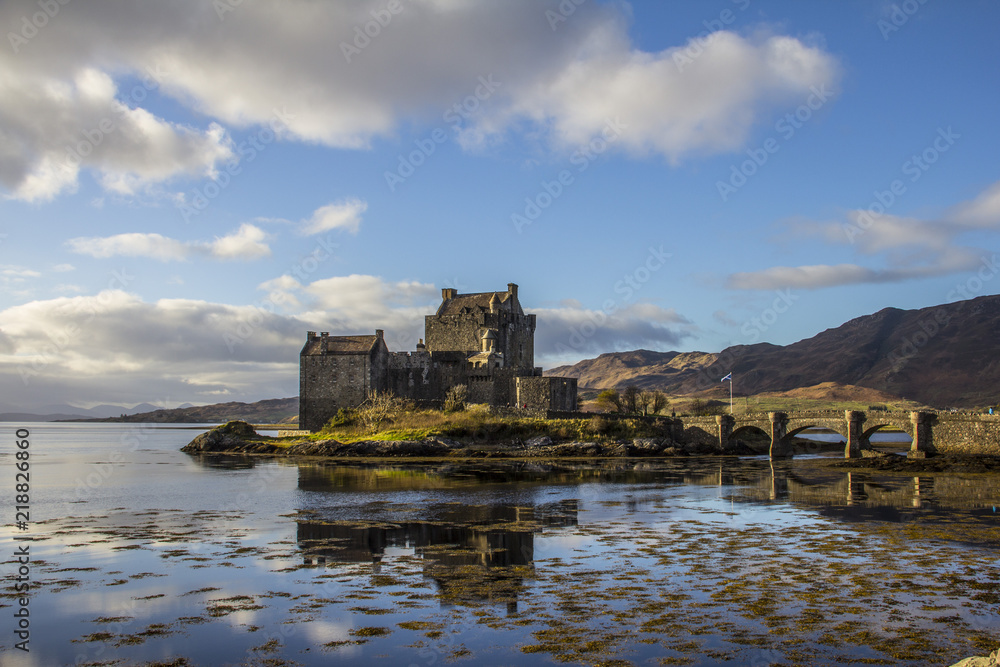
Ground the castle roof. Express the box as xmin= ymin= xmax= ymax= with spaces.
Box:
xmin=302 ymin=334 xmax=380 ymax=355
xmin=437 ymin=291 xmax=520 ymax=316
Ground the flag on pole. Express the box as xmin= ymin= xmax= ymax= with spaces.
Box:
xmin=721 ymin=373 xmax=732 ymax=382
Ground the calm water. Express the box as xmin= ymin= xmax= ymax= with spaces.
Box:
xmin=1 ymin=423 xmax=998 ymax=666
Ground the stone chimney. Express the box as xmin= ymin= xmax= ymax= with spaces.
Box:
xmin=375 ymin=329 xmax=384 ymax=339
xmin=442 ymin=288 xmax=457 ymax=300
xmin=320 ymin=332 xmax=329 ymax=353
xmin=507 ymin=283 xmax=518 ymax=298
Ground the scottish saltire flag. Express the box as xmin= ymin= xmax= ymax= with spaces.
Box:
xmin=721 ymin=373 xmax=732 ymax=382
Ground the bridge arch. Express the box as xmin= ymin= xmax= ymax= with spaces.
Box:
xmin=785 ymin=424 xmax=848 ymax=440
xmin=861 ymin=423 xmax=914 ymax=442
xmin=730 ymin=424 xmax=770 ymax=440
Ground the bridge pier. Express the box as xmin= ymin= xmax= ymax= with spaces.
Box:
xmin=909 ymin=411 xmax=937 ymax=458
xmin=769 ymin=412 xmax=793 ymax=458
xmin=716 ymin=414 xmax=735 ymax=451
xmin=769 ymin=462 xmax=788 ymax=500
xmin=845 ymin=410 xmax=867 ymax=458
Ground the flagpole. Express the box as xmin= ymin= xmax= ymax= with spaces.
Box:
xmin=721 ymin=372 xmax=733 ymax=414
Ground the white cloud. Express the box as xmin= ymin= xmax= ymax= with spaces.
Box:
xmin=506 ymin=31 xmax=839 ymax=160
xmin=0 ymin=64 xmax=234 ymax=201
xmin=0 ymin=1 xmax=842 ymax=202
xmin=0 ymin=265 xmax=42 ymax=301
xmin=66 ymin=233 xmax=190 ymax=261
xmin=53 ymin=264 xmax=76 ymax=272
xmin=1 ymin=266 xmax=41 ymax=279
xmin=66 ymin=224 xmax=271 ymax=261
xmin=300 ymin=199 xmax=367 ymax=235
xmin=209 ymin=223 xmax=271 ymax=260
xmin=0 ymin=290 xmax=304 ymax=409
xmin=948 ymin=181 xmax=1000 ymax=228
xmin=729 ymin=179 xmax=1000 ymax=290
xmin=726 ymin=249 xmax=983 ymax=290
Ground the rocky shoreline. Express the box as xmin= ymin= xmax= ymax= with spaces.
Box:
xmin=180 ymin=421 xmax=752 ymax=458
xmin=827 ymin=453 xmax=1000 ymax=473
xmin=182 ymin=422 xmax=1000 ymax=474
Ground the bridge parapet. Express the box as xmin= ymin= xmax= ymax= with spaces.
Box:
xmin=675 ymin=409 xmax=999 ymax=458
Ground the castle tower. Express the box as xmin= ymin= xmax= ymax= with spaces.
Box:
xmin=424 ymin=282 xmax=534 ymax=370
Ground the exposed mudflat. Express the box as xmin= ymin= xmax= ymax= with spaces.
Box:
xmin=825 ymin=454 xmax=1000 ymax=474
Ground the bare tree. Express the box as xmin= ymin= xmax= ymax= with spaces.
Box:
xmin=651 ymin=391 xmax=667 ymax=415
xmin=637 ymin=390 xmax=652 ymax=416
xmin=622 ymin=385 xmax=640 ymax=414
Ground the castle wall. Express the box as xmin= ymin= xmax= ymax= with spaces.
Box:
xmin=515 ymin=376 xmax=578 ymax=412
xmin=386 ymin=350 xmax=470 ymax=402
xmin=424 ymin=311 xmax=536 ymax=370
xmin=300 ymin=353 xmax=373 ymax=431
xmin=465 ymin=372 xmax=495 ymax=404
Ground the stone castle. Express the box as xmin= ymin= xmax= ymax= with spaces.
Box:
xmin=299 ymin=283 xmax=577 ymax=431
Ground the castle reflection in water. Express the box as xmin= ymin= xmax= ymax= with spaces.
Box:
xmin=268 ymin=459 xmax=999 ymax=607
xmin=293 ymin=463 xmax=581 ymax=610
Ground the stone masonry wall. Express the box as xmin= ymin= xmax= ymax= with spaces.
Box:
xmin=515 ymin=376 xmax=577 ymax=411
xmin=424 ymin=315 xmax=483 ymax=357
xmin=929 ymin=415 xmax=1000 ymax=455
xmin=300 ymin=353 xmax=373 ymax=431
xmin=424 ymin=310 xmax=536 ymax=370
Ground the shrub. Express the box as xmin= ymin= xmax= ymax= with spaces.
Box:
xmin=444 ymin=385 xmax=468 ymax=412
xmin=332 ymin=408 xmax=355 ymax=427
xmin=357 ymin=390 xmax=403 ymax=432
xmin=587 ymin=415 xmax=610 ymax=435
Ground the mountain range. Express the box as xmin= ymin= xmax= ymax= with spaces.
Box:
xmin=546 ymin=294 xmax=1000 ymax=409
xmin=75 ymin=398 xmax=299 ymax=424
xmin=0 ymin=402 xmax=191 ymax=422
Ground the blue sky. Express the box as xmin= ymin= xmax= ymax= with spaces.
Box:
xmin=1 ymin=0 xmax=998 ymax=410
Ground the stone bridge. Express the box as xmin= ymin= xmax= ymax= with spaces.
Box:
xmin=679 ymin=410 xmax=1000 ymax=458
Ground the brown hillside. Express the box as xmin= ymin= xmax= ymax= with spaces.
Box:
xmin=546 ymin=294 xmax=1000 ymax=409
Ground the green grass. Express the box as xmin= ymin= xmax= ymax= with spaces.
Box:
xmin=311 ymin=405 xmax=672 ymax=444
xmin=662 ymin=395 xmax=927 ymax=416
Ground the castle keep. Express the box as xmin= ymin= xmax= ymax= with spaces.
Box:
xmin=299 ymin=283 xmax=578 ymax=431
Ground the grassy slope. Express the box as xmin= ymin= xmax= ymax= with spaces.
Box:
xmin=310 ymin=405 xmax=671 ymax=444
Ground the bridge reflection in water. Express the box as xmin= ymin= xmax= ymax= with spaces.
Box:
xmin=690 ymin=460 xmax=1000 ymax=513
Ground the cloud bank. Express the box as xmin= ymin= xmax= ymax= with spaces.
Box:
xmin=0 ymin=0 xmax=840 ymax=200
xmin=0 ymin=276 xmax=693 ymax=409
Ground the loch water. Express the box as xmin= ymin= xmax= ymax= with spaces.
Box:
xmin=1 ymin=423 xmax=998 ymax=666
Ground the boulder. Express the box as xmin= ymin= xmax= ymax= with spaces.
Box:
xmin=629 ymin=438 xmax=666 ymax=455
xmin=181 ymin=421 xmax=269 ymax=453
xmin=525 ymin=435 xmax=553 ymax=448
xmin=948 ymin=648 xmax=1000 ymax=666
